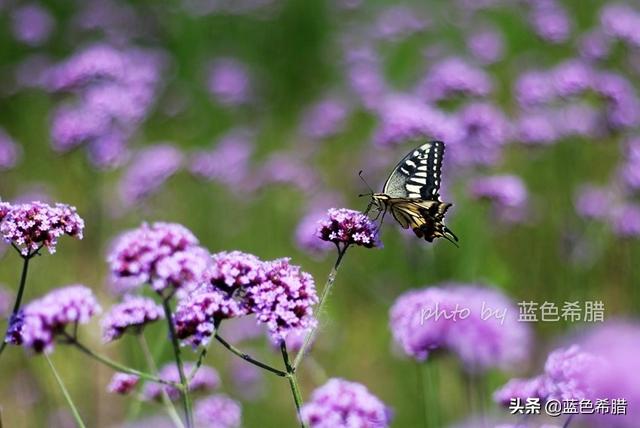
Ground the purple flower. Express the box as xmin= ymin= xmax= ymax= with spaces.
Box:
xmin=107 ymin=373 xmax=140 ymax=395
xmin=207 ymin=58 xmax=252 ymax=106
xmin=189 ymin=129 xmax=254 ymax=186
xmin=247 ymin=258 xmax=318 ymax=341
xmin=316 ymin=208 xmax=381 ymax=248
xmin=609 ymin=203 xmax=640 ymax=237
xmin=594 ymin=72 xmax=640 ymax=130
xmin=174 ymin=291 xmax=244 ymax=347
xmin=119 ymin=145 xmax=183 ymax=208
xmin=0 ymin=128 xmax=21 ymax=171
xmin=254 ymin=153 xmax=317 ymax=192
xmin=373 ymin=6 xmax=429 ymax=41
xmin=46 ymin=44 xmax=126 ymax=91
xmin=494 ymin=345 xmax=602 ymax=408
xmin=551 ymin=60 xmax=594 ymax=98
xmin=345 ymin=56 xmax=387 ymax=110
xmin=295 ymin=209 xmax=335 ymax=255
xmin=451 ymin=102 xmax=511 ymax=166
xmin=574 ymin=185 xmax=615 ymax=220
xmin=493 ymin=376 xmax=546 ymax=406
xmin=600 ymin=4 xmax=640 ymax=48
xmin=50 ymin=104 xmax=110 ymax=152
xmin=529 ymin=0 xmax=571 ymax=44
xmin=579 ymin=29 xmax=612 ymax=61
xmin=10 ymin=4 xmax=55 ymax=46
xmin=7 ymin=285 xmax=101 ymax=354
xmin=143 ymin=363 xmax=220 ymax=402
xmin=467 ymin=28 xmax=504 ymax=64
xmin=390 ymin=284 xmax=531 ymax=371
xmin=101 ymin=296 xmax=164 ymax=342
xmin=300 ymin=378 xmax=392 ymax=428
xmin=417 ymin=57 xmax=493 ymax=102
xmin=301 ymin=98 xmax=350 ymax=140
xmin=194 ymin=394 xmax=242 ymax=428
xmin=515 ymin=71 xmax=555 ymax=107
xmin=578 ymin=322 xmax=640 ymax=426
xmin=87 ymin=131 xmax=129 ymax=170
xmin=0 ymin=201 xmax=84 ymax=256
xmin=542 ymin=345 xmax=602 ymax=401
xmin=515 ymin=110 xmax=558 ymax=145
xmin=619 ymin=138 xmax=640 ymax=192
xmin=373 ymin=95 xmax=462 ymax=147
xmin=152 ymin=248 xmax=211 ymax=293
xmin=207 ymin=251 xmax=266 ymax=294
xmin=107 ymin=222 xmax=205 ymax=293
xmin=555 ymin=103 xmax=603 ymax=138
xmin=468 ymin=175 xmax=528 ymax=223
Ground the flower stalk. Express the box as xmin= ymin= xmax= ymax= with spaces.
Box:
xmin=138 ymin=334 xmax=185 ymax=428
xmin=281 ymin=341 xmax=307 ymax=428
xmin=45 ymin=354 xmax=87 ymax=428
xmin=293 ymin=243 xmax=349 ymax=369
xmin=163 ymin=298 xmax=194 ymax=428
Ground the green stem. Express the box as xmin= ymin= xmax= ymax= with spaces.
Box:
xmin=68 ymin=336 xmax=177 ymax=387
xmin=281 ymin=342 xmax=307 ymax=428
xmin=214 ymin=333 xmax=287 ymax=377
xmin=45 ymin=354 xmax=87 ymax=428
xmin=418 ymin=363 xmax=439 ymax=428
xmin=138 ymin=335 xmax=185 ymax=428
xmin=163 ymin=299 xmax=193 ymax=428
xmin=293 ymin=245 xmax=348 ymax=369
xmin=0 ymin=252 xmax=33 ymax=358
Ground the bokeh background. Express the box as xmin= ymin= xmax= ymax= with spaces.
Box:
xmin=1 ymin=0 xmax=640 ymax=426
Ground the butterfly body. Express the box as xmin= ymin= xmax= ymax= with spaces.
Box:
xmin=370 ymin=141 xmax=458 ymax=244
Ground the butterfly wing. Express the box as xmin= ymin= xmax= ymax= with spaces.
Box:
xmin=389 ymin=199 xmax=457 ymax=243
xmin=383 ymin=141 xmax=445 ymax=201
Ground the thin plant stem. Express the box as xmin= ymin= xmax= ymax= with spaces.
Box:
xmin=417 ymin=363 xmax=439 ymax=428
xmin=214 ymin=333 xmax=287 ymax=377
xmin=293 ymin=244 xmax=348 ymax=369
xmin=0 ymin=251 xmax=33 ymax=358
xmin=45 ymin=354 xmax=87 ymax=428
xmin=281 ymin=341 xmax=307 ymax=428
xmin=67 ymin=335 xmax=177 ymax=387
xmin=187 ymin=339 xmax=212 ymax=382
xmin=163 ymin=299 xmax=193 ymax=428
xmin=138 ymin=335 xmax=185 ymax=428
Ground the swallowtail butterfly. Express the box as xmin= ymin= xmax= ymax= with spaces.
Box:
xmin=370 ymin=141 xmax=458 ymax=244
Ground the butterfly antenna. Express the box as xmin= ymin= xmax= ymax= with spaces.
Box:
xmin=358 ymin=170 xmax=374 ymax=197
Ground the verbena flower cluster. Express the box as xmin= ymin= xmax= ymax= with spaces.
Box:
xmin=389 ymin=283 xmax=531 ymax=372
xmin=0 ymin=201 xmax=84 ymax=256
xmin=101 ymin=296 xmax=164 ymax=342
xmin=143 ymin=363 xmax=220 ymax=402
xmin=316 ymin=208 xmax=381 ymax=248
xmin=300 ymin=378 xmax=392 ymax=428
xmin=174 ymin=290 xmax=244 ymax=347
xmin=107 ymin=222 xmax=209 ymax=294
xmin=248 ymin=258 xmax=318 ymax=342
xmin=6 ymin=285 xmax=101 ymax=354
xmin=194 ymin=394 xmax=242 ymax=428
xmin=174 ymin=250 xmax=318 ymax=345
xmin=494 ymin=345 xmax=603 ymax=405
xmin=107 ymin=373 xmax=140 ymax=395
xmin=468 ymin=175 xmax=529 ymax=224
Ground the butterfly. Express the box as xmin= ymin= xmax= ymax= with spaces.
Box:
xmin=367 ymin=141 xmax=458 ymax=245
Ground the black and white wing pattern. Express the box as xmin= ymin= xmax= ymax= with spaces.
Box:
xmin=382 ymin=141 xmax=444 ymax=200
